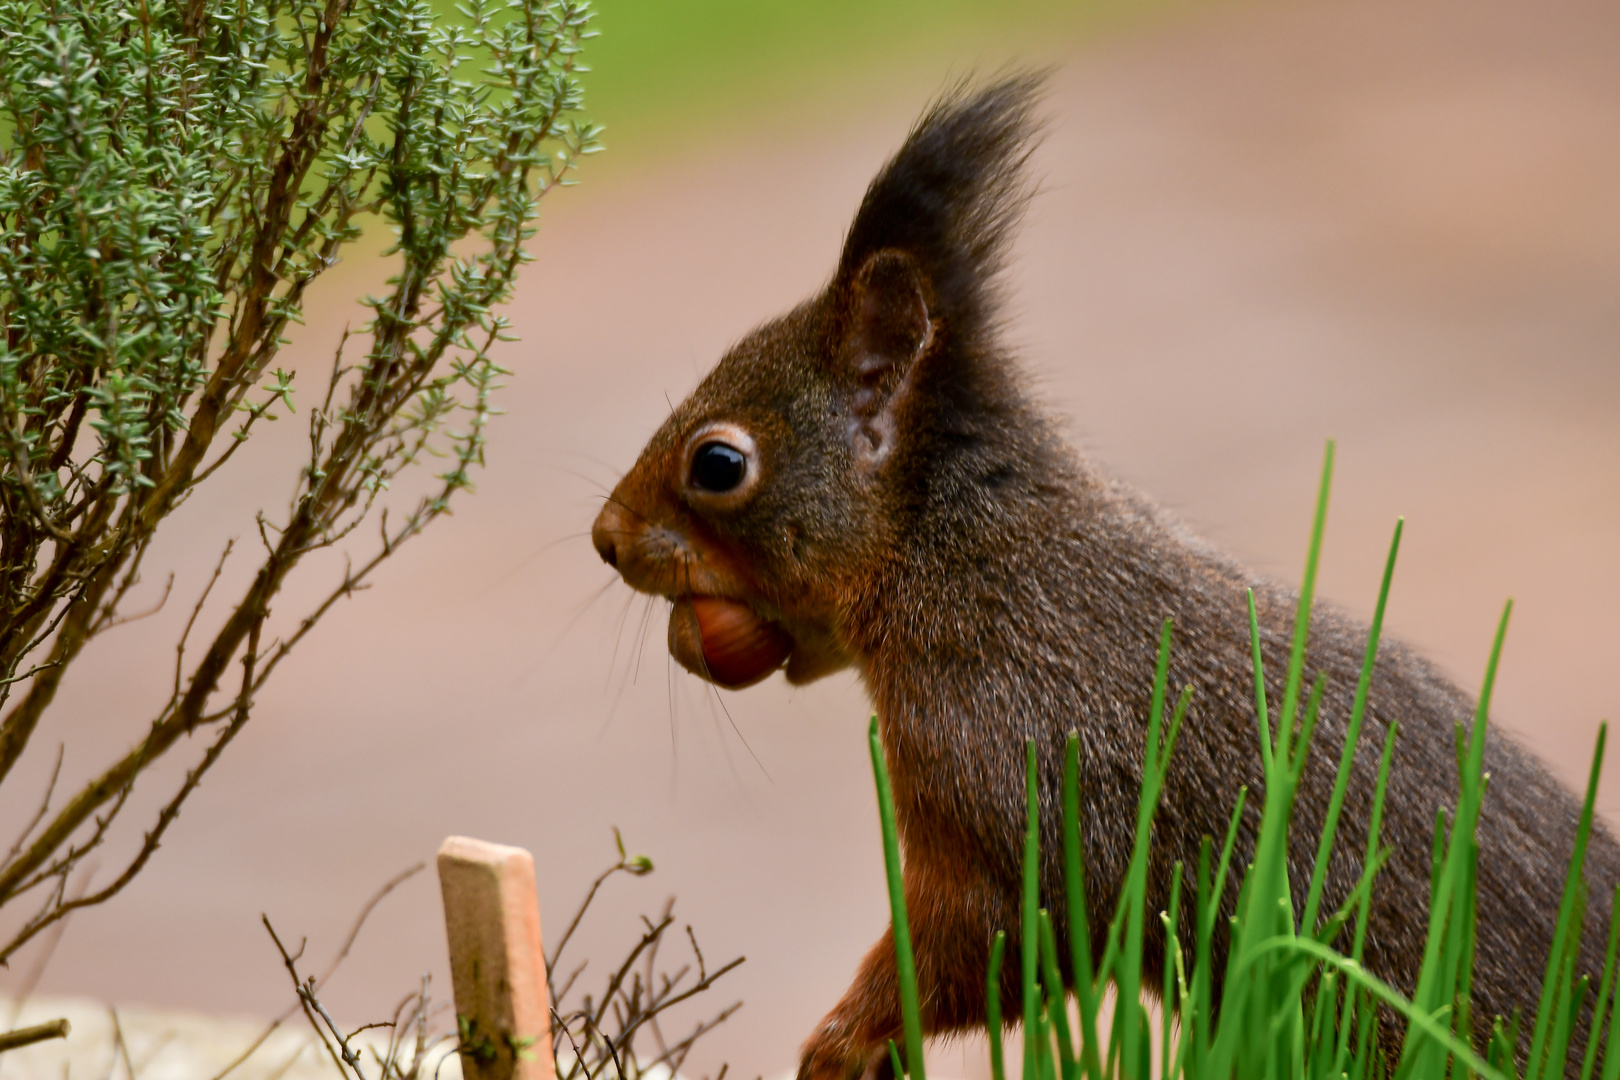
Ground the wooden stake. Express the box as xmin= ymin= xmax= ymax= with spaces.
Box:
xmin=438 ymin=836 xmax=553 ymax=1080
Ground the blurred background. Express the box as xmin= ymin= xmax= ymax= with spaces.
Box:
xmin=1 ymin=0 xmax=1616 ymax=1078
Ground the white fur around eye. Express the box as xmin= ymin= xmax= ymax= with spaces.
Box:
xmin=683 ymin=422 xmax=761 ymax=508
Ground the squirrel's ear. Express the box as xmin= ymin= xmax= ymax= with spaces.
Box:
xmin=841 ymin=249 xmax=934 ymax=470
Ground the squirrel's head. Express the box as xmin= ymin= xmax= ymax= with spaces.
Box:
xmin=592 ymin=74 xmax=1044 ymax=689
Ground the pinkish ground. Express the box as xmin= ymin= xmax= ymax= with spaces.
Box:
xmin=2 ymin=0 xmax=1616 ymax=1078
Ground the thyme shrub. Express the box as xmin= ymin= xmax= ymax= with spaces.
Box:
xmin=0 ymin=0 xmax=598 ymax=959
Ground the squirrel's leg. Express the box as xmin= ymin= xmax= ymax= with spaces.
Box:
xmin=798 ymin=857 xmax=1005 ymax=1080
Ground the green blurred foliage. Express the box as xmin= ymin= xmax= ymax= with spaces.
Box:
xmin=572 ymin=0 xmax=1161 ymax=163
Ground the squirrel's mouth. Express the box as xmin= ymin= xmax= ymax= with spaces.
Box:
xmin=668 ymin=595 xmax=793 ymax=689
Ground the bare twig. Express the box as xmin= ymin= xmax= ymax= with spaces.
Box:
xmin=547 ymin=834 xmax=653 ymax=984
xmin=172 ymin=539 xmax=235 ymax=710
xmin=0 ymin=661 xmax=59 ymax=689
xmin=3 ymin=863 xmax=93 ymax=1029
xmin=0 ymin=695 xmax=251 ymax=964
xmin=323 ymin=863 xmax=428 ymax=986
xmin=0 ymin=1018 xmax=70 ymax=1055
xmin=264 ymin=917 xmax=350 ymax=1080
xmin=107 ymin=1007 xmax=137 ymax=1080
xmin=2 ymin=744 xmax=62 ymax=869
xmin=300 ymin=988 xmax=365 ymax=1080
xmin=212 ymin=863 xmax=424 ymax=1080
xmin=548 ymin=840 xmax=744 ymax=1080
xmin=234 ymin=837 xmax=739 ymax=1080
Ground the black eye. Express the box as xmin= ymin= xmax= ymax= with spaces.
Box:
xmin=690 ymin=441 xmax=747 ymax=493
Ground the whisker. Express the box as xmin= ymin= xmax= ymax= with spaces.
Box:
xmin=545 ymin=461 xmax=619 ymax=494
xmin=631 ymin=587 xmax=660 ymax=685
xmin=542 ymin=449 xmax=626 ymax=483
xmin=703 ymin=683 xmax=748 ymax=794
xmin=707 ymin=676 xmax=773 ymax=785
xmin=602 ymin=493 xmax=654 ymax=527
xmin=484 ymin=532 xmax=610 ymax=599
xmin=599 ymin=591 xmax=645 ymax=741
xmin=605 ymin=587 xmax=639 ymax=693
xmin=515 ymin=575 xmax=622 ymax=686
xmin=666 ymin=611 xmax=680 ymax=802
xmin=677 ymin=562 xmax=773 ymax=784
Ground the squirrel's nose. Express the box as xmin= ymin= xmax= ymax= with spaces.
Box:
xmin=591 ymin=503 xmax=626 ymax=569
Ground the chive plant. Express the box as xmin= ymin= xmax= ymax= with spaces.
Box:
xmin=866 ymin=442 xmax=1617 ymax=1080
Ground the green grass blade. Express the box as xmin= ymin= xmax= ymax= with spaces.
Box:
xmin=1309 ymin=970 xmax=1337 ymax=1074
xmin=1355 ymin=723 xmax=1399 ymax=970
xmin=890 ymin=1040 xmax=906 ymax=1080
xmin=1335 ymin=725 xmax=1399 ymax=1072
xmin=1455 ymin=837 xmax=1481 ymax=1077
xmin=1529 ymin=905 xmax=1588 ymax=1080
xmin=1249 ymin=588 xmax=1275 ymax=775
xmin=1430 ymin=808 xmax=1449 ymax=903
xmin=1211 ymin=788 xmax=1248 ymax=941
xmin=1108 ymin=1000 xmax=1123 ymax=1079
xmin=1037 ymin=1011 xmax=1057 ymax=1080
xmin=1091 ymin=917 xmax=1121 ymax=1007
xmin=1313 ymin=844 xmax=1393 ymax=949
xmin=1277 ymin=439 xmax=1335 ymax=766
xmin=1401 ymin=601 xmax=1512 ymax=1072
xmin=1148 ymin=619 xmax=1173 ymax=781
xmin=1579 ymin=886 xmax=1620 ymax=1080
xmin=1038 ymin=911 xmax=1077 ymax=1078
xmin=1161 ymin=865 xmax=1184 ymax=1075
xmin=1603 ymin=940 xmax=1620 ymax=1080
xmin=1161 ymin=685 xmax=1195 ymax=783
xmin=869 ymin=716 xmax=926 ymax=1080
xmin=1337 ymin=980 xmax=1368 ymax=1080
xmin=1169 ymin=915 xmax=1193 ymax=1080
xmin=1062 ymin=732 xmax=1104 ymax=1080
xmin=1119 ymin=620 xmax=1177 ymax=1080
xmin=1024 ymin=739 xmax=1040 ymax=1080
xmin=1527 ymin=721 xmax=1607 ymax=1077
xmin=989 ymin=931 xmax=1008 ymax=1080
xmin=1489 ymin=1016 xmax=1521 ymax=1080
xmin=1429 ymin=837 xmax=1477 ymax=1076
xmin=1355 ymin=1002 xmax=1380 ymax=1080
xmin=1136 ymin=1009 xmax=1154 ymax=1080
xmin=1303 ymin=518 xmax=1403 ymax=937
xmin=1288 ymin=673 xmax=1329 ymax=790
xmin=1194 ymin=837 xmax=1216 ymax=1068
xmin=1209 ymin=448 xmax=1334 ymax=1076
xmin=1205 ymin=791 xmax=1250 ymax=1068
xmin=1553 ymin=976 xmax=1591 ymax=1080
xmin=1239 ymin=936 xmax=1504 ymax=1079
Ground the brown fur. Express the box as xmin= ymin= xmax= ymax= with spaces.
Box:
xmin=591 ymin=76 xmax=1617 ymax=1077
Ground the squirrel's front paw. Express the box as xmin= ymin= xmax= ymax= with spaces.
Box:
xmin=797 ymin=1019 xmax=890 ymax=1080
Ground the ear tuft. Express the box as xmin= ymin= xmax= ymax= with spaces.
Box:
xmin=838 ymin=72 xmax=1046 ymax=353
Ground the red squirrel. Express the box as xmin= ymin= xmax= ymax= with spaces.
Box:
xmin=590 ymin=75 xmax=1617 ymax=1076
